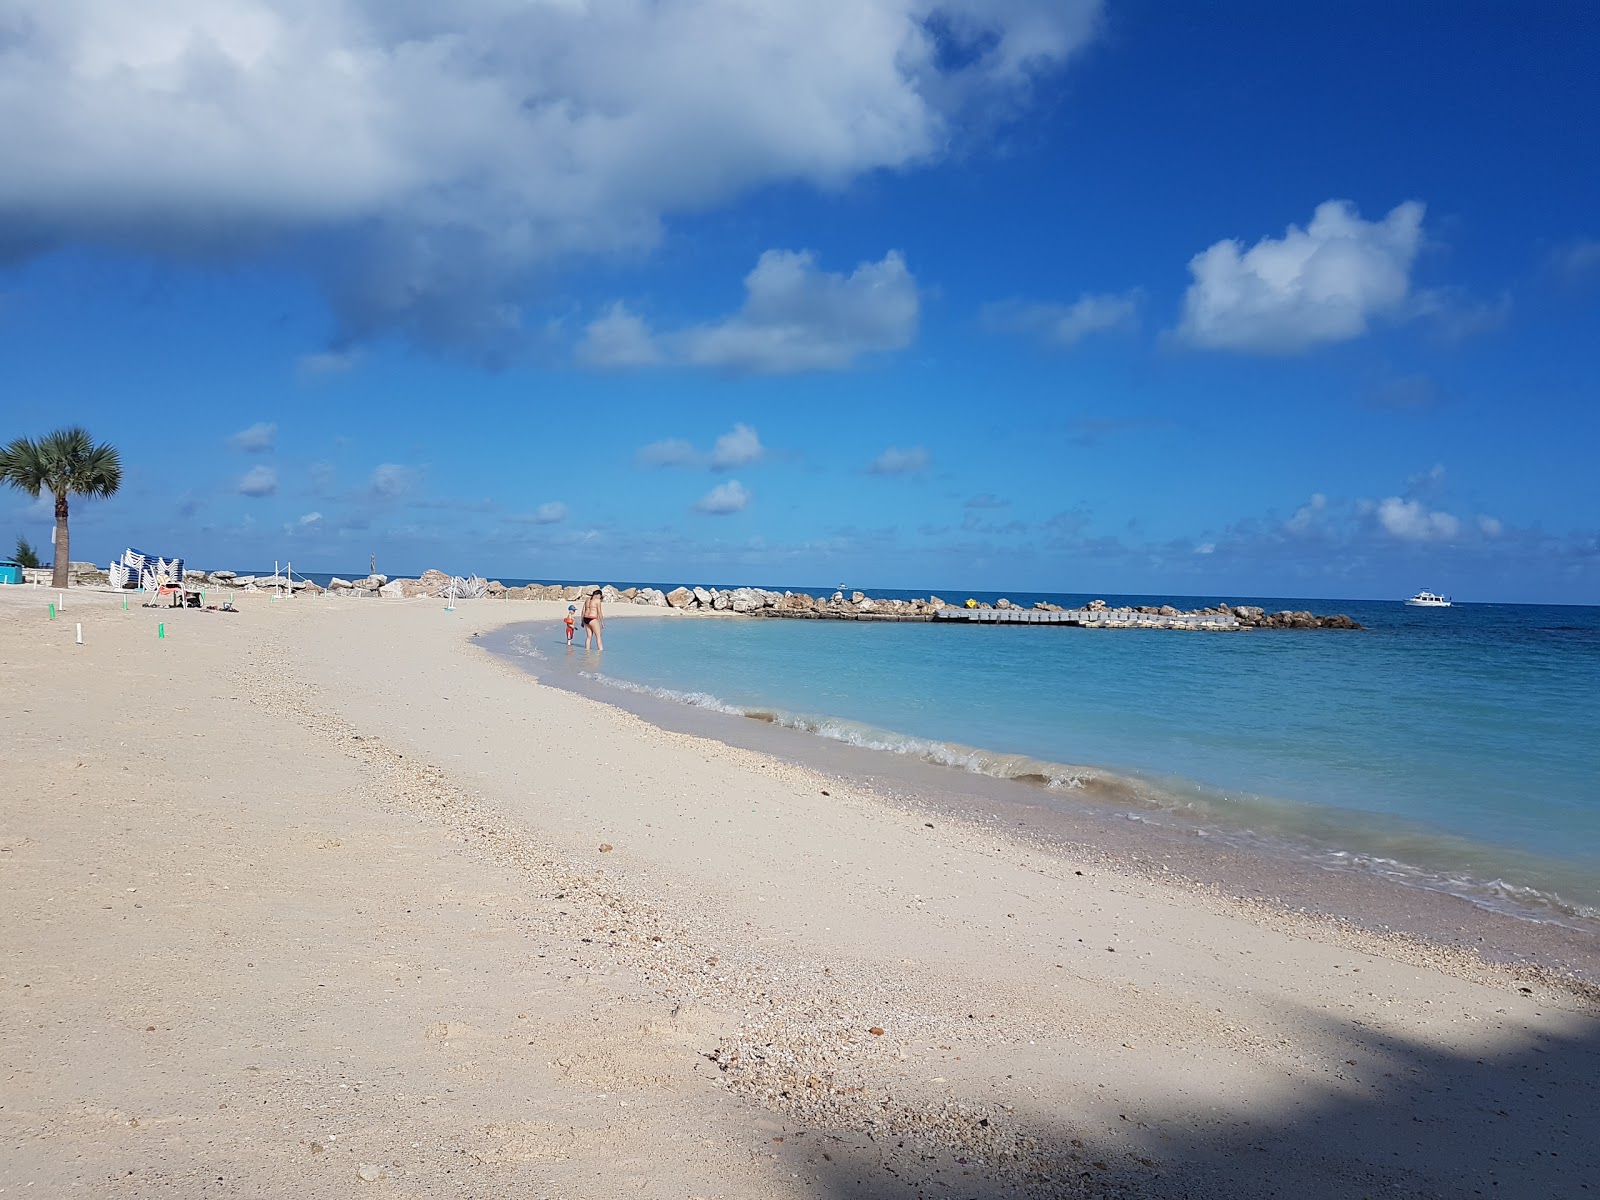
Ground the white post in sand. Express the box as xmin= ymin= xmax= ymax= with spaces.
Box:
xmin=76 ymin=623 xmax=83 ymax=645
xmin=58 ymin=591 xmax=65 ymax=610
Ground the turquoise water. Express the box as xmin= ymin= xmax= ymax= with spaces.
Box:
xmin=504 ymin=596 xmax=1600 ymax=923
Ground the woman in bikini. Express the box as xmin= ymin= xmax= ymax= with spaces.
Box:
xmin=581 ymin=589 xmax=604 ymax=650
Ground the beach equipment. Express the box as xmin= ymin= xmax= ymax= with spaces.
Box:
xmin=111 ymin=547 xmax=185 ymax=591
xmin=76 ymin=623 xmax=82 ymax=645
xmin=0 ymin=558 xmax=22 ymax=585
xmin=48 ymin=602 xmax=56 ymax=619
xmin=157 ymin=622 xmax=165 ymax=639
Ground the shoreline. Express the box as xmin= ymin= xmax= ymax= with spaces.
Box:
xmin=5 ymin=588 xmax=1597 ymax=1198
xmin=483 ymin=618 xmax=1600 ymax=989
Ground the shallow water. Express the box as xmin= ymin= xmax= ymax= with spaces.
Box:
xmin=490 ymin=593 xmax=1600 ymax=926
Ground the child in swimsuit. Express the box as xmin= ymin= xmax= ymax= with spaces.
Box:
xmin=564 ymin=605 xmax=577 ymax=646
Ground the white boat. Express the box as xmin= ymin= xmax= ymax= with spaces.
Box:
xmin=1405 ymin=590 xmax=1452 ymax=607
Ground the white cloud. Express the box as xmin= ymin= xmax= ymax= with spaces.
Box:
xmin=237 ymin=464 xmax=278 ymax=496
xmin=369 ymin=463 xmax=421 ymax=498
xmin=1176 ymin=200 xmax=1425 ymax=353
xmin=532 ymin=501 xmax=568 ymax=525
xmin=577 ymin=303 xmax=661 ymax=368
xmin=1376 ymin=497 xmax=1460 ymax=542
xmin=298 ymin=511 xmax=322 ymax=526
xmin=709 ymin=423 xmax=765 ymax=469
xmin=1477 ymin=515 xmax=1503 ymax=538
xmin=637 ymin=424 xmax=766 ymax=469
xmin=984 ymin=290 xmax=1139 ymax=346
xmin=683 ymin=250 xmax=918 ymax=372
xmin=0 ymin=1 xmax=1098 ymax=349
xmin=1286 ymin=492 xmax=1328 ymax=535
xmin=228 ymin=421 xmax=277 ymax=453
xmin=693 ymin=479 xmax=750 ymax=515
xmin=637 ymin=438 xmax=700 ymax=468
xmin=586 ymin=251 xmax=918 ymax=373
xmin=868 ymin=445 xmax=930 ymax=475
xmin=1193 ymin=542 xmax=1215 ymax=555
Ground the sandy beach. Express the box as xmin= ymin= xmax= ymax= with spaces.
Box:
xmin=3 ymin=587 xmax=1597 ymax=1199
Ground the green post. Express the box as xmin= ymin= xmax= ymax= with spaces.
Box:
xmin=48 ymin=602 xmax=56 ymax=619
xmin=158 ymin=623 xmax=165 ymax=640
xmin=123 ymin=596 xmax=129 ymax=611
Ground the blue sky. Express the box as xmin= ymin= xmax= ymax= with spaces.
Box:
xmin=2 ymin=1 xmax=1596 ymax=602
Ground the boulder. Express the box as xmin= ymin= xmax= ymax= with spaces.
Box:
xmin=929 ymin=595 xmax=945 ymax=609
xmin=665 ymin=587 xmax=694 ymax=609
xmin=1232 ymin=605 xmax=1265 ymax=623
xmin=692 ymin=586 xmax=713 ymax=608
xmin=621 ymin=587 xmax=639 ymax=600
xmin=329 ymin=577 xmax=353 ymax=590
xmin=712 ymin=591 xmax=731 ymax=611
xmin=379 ymin=580 xmax=407 ymax=598
xmin=209 ymin=570 xmax=237 ymax=582
xmin=601 ymin=584 xmax=622 ymax=603
xmin=850 ymin=591 xmax=867 ymax=604
xmin=996 ymin=598 xmax=1013 ymax=610
xmin=729 ymin=587 xmax=762 ymax=613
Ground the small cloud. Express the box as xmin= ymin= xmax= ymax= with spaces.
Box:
xmin=1413 ymin=288 xmax=1511 ymax=342
xmin=1478 ymin=515 xmax=1503 ymax=538
xmin=709 ymin=423 xmax=764 ymax=470
xmin=1365 ymin=373 xmax=1441 ymax=410
xmin=369 ymin=463 xmax=422 ymax=498
xmin=532 ymin=501 xmax=568 ymax=525
xmin=637 ymin=438 xmax=700 ymax=468
xmin=1285 ymin=493 xmax=1328 ymax=535
xmin=693 ymin=479 xmax=750 ymax=515
xmin=964 ymin=493 xmax=1008 ymax=509
xmin=298 ymin=511 xmax=323 ymax=527
xmin=637 ymin=424 xmax=767 ymax=470
xmin=1405 ymin=463 xmax=1447 ymax=497
xmin=682 ymin=250 xmax=918 ymax=373
xmin=577 ymin=302 xmax=662 ymax=368
xmin=237 ymin=465 xmax=278 ymax=497
xmin=1550 ymin=237 xmax=1600 ymax=279
xmin=1194 ymin=542 xmax=1216 ymax=555
xmin=982 ymin=290 xmax=1140 ymax=346
xmin=228 ymin=422 xmax=277 ymax=453
xmin=309 ymin=461 xmax=337 ymax=496
xmin=1376 ymin=496 xmax=1460 ymax=542
xmin=298 ymin=349 xmax=359 ymax=376
xmin=1176 ymin=200 xmax=1424 ymax=354
xmin=868 ymin=445 xmax=930 ymax=475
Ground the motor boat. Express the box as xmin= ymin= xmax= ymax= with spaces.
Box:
xmin=1405 ymin=590 xmax=1452 ymax=607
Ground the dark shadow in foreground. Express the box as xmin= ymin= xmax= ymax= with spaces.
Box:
xmin=792 ymin=993 xmax=1599 ymax=1199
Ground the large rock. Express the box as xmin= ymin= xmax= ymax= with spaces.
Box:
xmin=378 ymin=580 xmax=407 ymax=598
xmin=711 ymin=591 xmax=731 ymax=611
xmin=692 ymin=586 xmax=713 ymax=608
xmin=601 ymin=584 xmax=622 ymax=603
xmin=328 ymin=577 xmax=353 ymax=590
xmin=665 ymin=587 xmax=693 ymax=609
xmin=209 ymin=570 xmax=236 ymax=582
xmin=729 ymin=587 xmax=761 ymax=614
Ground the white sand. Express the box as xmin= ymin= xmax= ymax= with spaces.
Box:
xmin=3 ymin=586 xmax=1596 ymax=1198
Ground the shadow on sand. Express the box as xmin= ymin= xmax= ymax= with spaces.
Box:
xmin=799 ymin=989 xmax=1599 ymax=1199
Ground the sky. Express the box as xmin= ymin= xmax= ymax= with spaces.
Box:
xmin=1 ymin=0 xmax=1597 ymax=603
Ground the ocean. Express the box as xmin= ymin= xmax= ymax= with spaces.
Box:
xmin=485 ymin=589 xmax=1600 ymax=933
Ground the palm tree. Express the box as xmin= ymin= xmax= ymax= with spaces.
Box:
xmin=0 ymin=427 xmax=122 ymax=588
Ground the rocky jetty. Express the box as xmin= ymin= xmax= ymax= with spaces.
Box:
xmin=155 ymin=567 xmax=1362 ymax=629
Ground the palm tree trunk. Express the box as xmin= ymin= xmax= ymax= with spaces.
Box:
xmin=51 ymin=492 xmax=70 ymax=590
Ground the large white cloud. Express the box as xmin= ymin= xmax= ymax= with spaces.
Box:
xmin=1176 ymin=200 xmax=1425 ymax=353
xmin=0 ymin=0 xmax=1098 ymax=347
